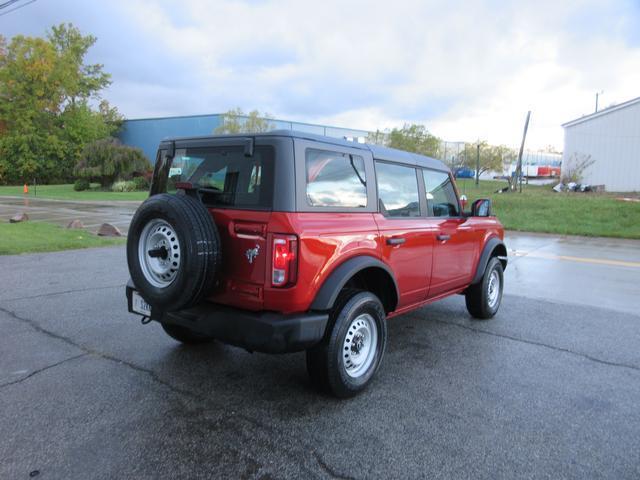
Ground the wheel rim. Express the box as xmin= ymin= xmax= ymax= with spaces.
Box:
xmin=342 ymin=313 xmax=378 ymax=378
xmin=487 ymin=269 xmax=500 ymax=308
xmin=138 ymin=219 xmax=181 ymax=288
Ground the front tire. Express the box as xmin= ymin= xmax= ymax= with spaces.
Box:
xmin=465 ymin=256 xmax=504 ymax=319
xmin=306 ymin=290 xmax=387 ymax=398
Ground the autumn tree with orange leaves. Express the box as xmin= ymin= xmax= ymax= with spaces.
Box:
xmin=0 ymin=24 xmax=121 ymax=184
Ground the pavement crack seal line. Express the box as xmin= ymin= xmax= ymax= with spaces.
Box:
xmin=0 ymin=353 xmax=88 ymax=388
xmin=231 ymin=411 xmax=352 ymax=479
xmin=0 ymin=306 xmax=349 ymax=478
xmin=429 ymin=318 xmax=640 ymax=373
xmin=2 ymin=283 xmax=126 ymax=303
xmin=312 ymin=450 xmax=357 ymax=480
xmin=0 ymin=304 xmax=355 ymax=478
xmin=0 ymin=305 xmax=201 ymax=402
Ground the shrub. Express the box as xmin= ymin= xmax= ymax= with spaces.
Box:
xmin=111 ymin=180 xmax=137 ymax=192
xmin=73 ymin=178 xmax=90 ymax=191
xmin=75 ymin=138 xmax=151 ymax=188
xmin=561 ymin=153 xmax=596 ymax=184
xmin=132 ymin=175 xmax=149 ymax=191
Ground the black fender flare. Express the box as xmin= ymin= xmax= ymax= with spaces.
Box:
xmin=470 ymin=237 xmax=508 ymax=285
xmin=310 ymin=255 xmax=399 ymax=311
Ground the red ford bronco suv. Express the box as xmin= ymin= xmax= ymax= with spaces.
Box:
xmin=126 ymin=131 xmax=507 ymax=397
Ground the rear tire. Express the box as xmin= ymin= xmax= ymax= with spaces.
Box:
xmin=161 ymin=323 xmax=214 ymax=345
xmin=306 ymin=290 xmax=387 ymax=398
xmin=465 ymin=256 xmax=504 ymax=319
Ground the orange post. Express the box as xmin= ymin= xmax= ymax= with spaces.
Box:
xmin=23 ymin=184 xmax=29 ymax=194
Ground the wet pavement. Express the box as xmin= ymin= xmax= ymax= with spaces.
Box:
xmin=1 ymin=229 xmax=640 ymax=478
xmin=504 ymin=232 xmax=640 ymax=314
xmin=0 ymin=196 xmax=139 ymax=234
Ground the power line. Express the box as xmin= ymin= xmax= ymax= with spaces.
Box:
xmin=0 ymin=0 xmax=37 ymax=17
xmin=0 ymin=0 xmax=22 ymax=10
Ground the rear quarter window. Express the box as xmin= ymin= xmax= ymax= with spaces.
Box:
xmin=305 ymin=149 xmax=367 ymax=208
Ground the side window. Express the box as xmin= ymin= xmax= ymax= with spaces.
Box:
xmin=305 ymin=149 xmax=367 ymax=208
xmin=422 ymin=170 xmax=460 ymax=217
xmin=375 ymin=162 xmax=420 ymax=217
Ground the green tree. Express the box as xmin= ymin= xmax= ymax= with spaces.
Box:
xmin=75 ymin=138 xmax=150 ymax=188
xmin=387 ymin=124 xmax=441 ymax=158
xmin=458 ymin=142 xmax=512 ymax=177
xmin=365 ymin=129 xmax=388 ymax=145
xmin=0 ymin=24 xmax=119 ymax=184
xmin=214 ymin=108 xmax=275 ymax=134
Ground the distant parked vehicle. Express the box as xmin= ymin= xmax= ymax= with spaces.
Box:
xmin=509 ymin=152 xmax=562 ymax=178
xmin=454 ymin=167 xmax=475 ymax=179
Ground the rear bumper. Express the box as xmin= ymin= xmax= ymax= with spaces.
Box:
xmin=126 ymin=281 xmax=329 ymax=354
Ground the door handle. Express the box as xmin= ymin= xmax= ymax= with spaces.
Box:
xmin=436 ymin=234 xmax=451 ymax=242
xmin=386 ymin=237 xmax=406 ymax=246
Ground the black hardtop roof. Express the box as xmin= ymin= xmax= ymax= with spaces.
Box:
xmin=160 ymin=129 xmax=450 ymax=172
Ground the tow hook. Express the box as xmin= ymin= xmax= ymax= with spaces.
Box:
xmin=140 ymin=316 xmax=152 ymax=325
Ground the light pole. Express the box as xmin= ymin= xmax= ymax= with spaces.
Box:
xmin=475 ymin=143 xmax=480 ymax=186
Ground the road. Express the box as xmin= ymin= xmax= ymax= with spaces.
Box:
xmin=1 ymin=234 xmax=639 ymax=479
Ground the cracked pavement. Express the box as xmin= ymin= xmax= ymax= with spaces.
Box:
xmin=1 ymin=235 xmax=640 ymax=479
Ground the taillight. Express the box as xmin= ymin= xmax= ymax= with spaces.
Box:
xmin=272 ymin=235 xmax=297 ymax=287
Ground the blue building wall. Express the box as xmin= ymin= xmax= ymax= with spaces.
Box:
xmin=118 ymin=113 xmax=370 ymax=162
xmin=118 ymin=114 xmax=223 ymax=161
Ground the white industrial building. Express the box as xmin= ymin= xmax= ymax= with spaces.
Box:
xmin=562 ymin=96 xmax=640 ymax=192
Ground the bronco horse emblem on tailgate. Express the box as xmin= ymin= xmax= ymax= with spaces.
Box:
xmin=245 ymin=244 xmax=260 ymax=264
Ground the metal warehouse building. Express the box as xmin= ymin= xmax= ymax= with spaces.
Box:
xmin=118 ymin=113 xmax=370 ymax=162
xmin=562 ymin=96 xmax=640 ymax=192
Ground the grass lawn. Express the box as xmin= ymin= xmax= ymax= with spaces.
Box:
xmin=457 ymin=179 xmax=640 ymax=239
xmin=0 ymin=222 xmax=125 ymax=255
xmin=1 ymin=181 xmax=638 ymax=239
xmin=0 ymin=183 xmax=147 ymax=201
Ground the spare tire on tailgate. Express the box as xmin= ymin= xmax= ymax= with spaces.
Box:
xmin=127 ymin=193 xmax=220 ymax=311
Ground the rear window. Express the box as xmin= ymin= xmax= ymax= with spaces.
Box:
xmin=167 ymin=146 xmax=274 ymax=209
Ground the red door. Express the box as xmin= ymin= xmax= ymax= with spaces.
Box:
xmin=427 ymin=218 xmax=478 ymax=297
xmin=207 ymin=209 xmax=271 ymax=310
xmin=374 ymin=162 xmax=434 ymax=307
xmin=421 ymin=169 xmax=479 ymax=297
xmin=374 ymin=214 xmax=435 ymax=307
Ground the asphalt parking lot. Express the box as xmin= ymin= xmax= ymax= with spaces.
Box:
xmin=1 ymin=234 xmax=640 ymax=479
xmin=0 ymin=197 xmax=138 ymax=234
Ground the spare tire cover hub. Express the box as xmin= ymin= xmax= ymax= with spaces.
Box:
xmin=138 ymin=219 xmax=181 ymax=287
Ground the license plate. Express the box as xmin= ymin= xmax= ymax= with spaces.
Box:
xmin=131 ymin=291 xmax=151 ymax=316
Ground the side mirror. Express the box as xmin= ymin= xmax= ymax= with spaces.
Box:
xmin=471 ymin=198 xmax=492 ymax=217
xmin=460 ymin=194 xmax=468 ymax=210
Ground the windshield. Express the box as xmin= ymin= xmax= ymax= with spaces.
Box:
xmin=162 ymin=145 xmax=275 ymax=209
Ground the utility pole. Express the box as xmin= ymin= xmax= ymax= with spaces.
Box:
xmin=515 ymin=111 xmax=531 ymax=193
xmin=475 ymin=143 xmax=480 ymax=186
xmin=595 ymin=90 xmax=603 ymax=112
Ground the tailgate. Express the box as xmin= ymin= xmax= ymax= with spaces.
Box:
xmin=208 ymin=209 xmax=271 ymax=310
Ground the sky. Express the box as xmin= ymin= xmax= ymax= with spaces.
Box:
xmin=2 ymin=0 xmax=640 ymax=150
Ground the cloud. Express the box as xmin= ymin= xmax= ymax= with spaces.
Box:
xmin=2 ymin=0 xmax=639 ymax=149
